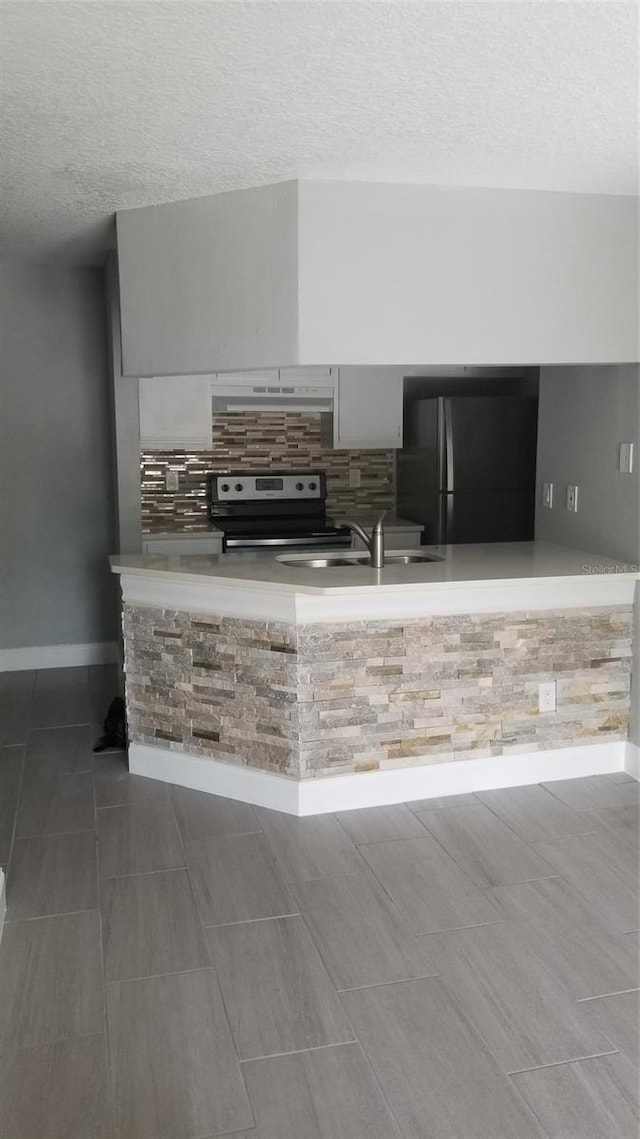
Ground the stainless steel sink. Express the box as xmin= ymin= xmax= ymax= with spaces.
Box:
xmin=279 ymin=556 xmax=368 ymax=568
xmin=384 ymin=553 xmax=442 ymax=564
xmin=279 ymin=552 xmax=442 ymax=569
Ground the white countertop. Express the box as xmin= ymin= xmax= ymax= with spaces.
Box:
xmin=111 ymin=542 xmax=637 ymax=621
xmin=111 ymin=540 xmax=636 ymax=591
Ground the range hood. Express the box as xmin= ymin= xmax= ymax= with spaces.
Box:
xmin=211 ymin=371 xmax=335 ymax=413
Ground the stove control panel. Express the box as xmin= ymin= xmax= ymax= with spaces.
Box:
xmin=212 ymin=472 xmax=325 ymax=502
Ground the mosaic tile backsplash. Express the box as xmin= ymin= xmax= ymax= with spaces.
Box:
xmin=123 ymin=605 xmax=633 ymax=779
xmin=141 ymin=412 xmax=394 ymax=533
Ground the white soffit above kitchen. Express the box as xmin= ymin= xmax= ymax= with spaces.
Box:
xmin=1 ymin=0 xmax=637 ymax=264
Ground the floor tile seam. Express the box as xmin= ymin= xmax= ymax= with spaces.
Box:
xmin=282 ymin=867 xmax=372 ymax=884
xmin=404 ymin=795 xmax=481 ymax=816
xmin=336 ymin=972 xmax=440 ymax=994
xmin=207 ymin=899 xmax=360 ymax=1074
xmin=23 ymin=766 xmax=93 ymax=777
xmin=289 ymin=865 xmax=443 ymax=990
xmin=105 ymin=964 xmax=222 ymax=988
xmin=205 ymin=912 xmax=302 ymax=929
xmin=373 ymin=814 xmax=557 ymax=893
xmin=3 ymin=745 xmax=26 ymax=880
xmin=337 ymin=971 xmax=546 ymax=1139
xmin=578 ymin=801 xmax=640 ymax=816
xmin=506 ymin=1048 xmax=620 ymax=1076
xmin=349 ymin=831 xmax=440 ymax=848
xmin=432 ymin=795 xmax=535 ymax=849
xmin=0 ymin=1028 xmax=108 ymax=1057
xmin=576 ymin=987 xmax=640 ymax=1003
xmin=95 ymin=800 xmax=180 ymax=814
xmin=26 ymin=721 xmax=92 ymax=736
xmin=415 ymin=917 xmax=508 ymax=938
xmin=526 ymin=831 xmax=601 ymax=855
xmin=178 ymin=826 xmax=265 ymax=841
xmin=474 ymin=787 xmax=598 ymax=848
xmin=480 ymin=880 xmax=640 ymax=976
xmin=518 ymin=858 xmax=640 ymax=930
xmin=244 ymin=1034 xmax=409 ymax=1139
xmin=3 ymin=906 xmax=101 ymax=926
xmin=238 ymin=1038 xmax=360 ymax=1064
xmin=99 ymin=864 xmax=189 ymax=882
xmin=330 ymin=810 xmax=408 ymax=851
xmin=382 ymin=955 xmax=584 ymax=1092
xmin=92 ymin=774 xmax=117 ymax=1139
xmin=14 ymin=826 xmax=97 ymax=841
xmin=165 ymin=784 xmax=256 ymax=1124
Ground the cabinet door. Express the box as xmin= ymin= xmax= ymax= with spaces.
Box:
xmin=139 ymin=375 xmax=213 ymax=449
xmin=334 ymin=368 xmax=403 ymax=449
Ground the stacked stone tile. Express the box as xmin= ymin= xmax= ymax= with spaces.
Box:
xmin=123 ymin=606 xmax=633 ymax=779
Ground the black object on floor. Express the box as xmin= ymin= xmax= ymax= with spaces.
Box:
xmin=93 ymin=697 xmax=127 ymax=753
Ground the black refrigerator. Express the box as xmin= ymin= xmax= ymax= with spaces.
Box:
xmin=397 ymin=396 xmax=538 ymax=544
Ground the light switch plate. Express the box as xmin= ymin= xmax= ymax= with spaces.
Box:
xmin=542 ymin=482 xmax=554 ymax=509
xmin=619 ymin=442 xmax=634 ymax=474
xmin=165 ymin=470 xmax=180 ymax=492
xmin=566 ymin=484 xmax=579 ymax=513
xmin=349 ymin=468 xmax=361 ymax=488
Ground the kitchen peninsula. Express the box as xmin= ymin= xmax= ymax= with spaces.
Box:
xmin=111 ymin=542 xmax=638 ymax=814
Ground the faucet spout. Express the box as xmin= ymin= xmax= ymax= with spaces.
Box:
xmin=343 ymin=511 xmax=386 ymax=569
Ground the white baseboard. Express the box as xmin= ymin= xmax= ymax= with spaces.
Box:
xmin=129 ymin=739 xmax=627 ymax=817
xmin=130 ymin=743 xmax=300 ymax=814
xmin=625 ymin=741 xmax=640 ymax=779
xmin=0 ymin=641 xmax=119 ymax=672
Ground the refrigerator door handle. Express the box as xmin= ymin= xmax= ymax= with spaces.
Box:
xmin=443 ymin=398 xmax=455 ymax=493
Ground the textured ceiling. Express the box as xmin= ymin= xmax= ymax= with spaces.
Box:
xmin=1 ymin=1 xmax=637 ymax=264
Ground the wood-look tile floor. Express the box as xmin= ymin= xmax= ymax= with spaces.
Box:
xmin=0 ymin=666 xmax=638 ymax=1138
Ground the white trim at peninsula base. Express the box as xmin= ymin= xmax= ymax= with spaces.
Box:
xmin=129 ymin=739 xmax=628 ymax=817
xmin=625 ymin=741 xmax=640 ymax=779
xmin=0 ymin=641 xmax=119 ymax=673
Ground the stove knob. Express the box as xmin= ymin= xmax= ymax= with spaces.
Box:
xmin=220 ymin=483 xmax=230 ymax=493
xmin=309 ymin=481 xmax=317 ymax=490
xmin=295 ymin=482 xmax=304 ymax=491
xmin=234 ymin=483 xmax=243 ymax=492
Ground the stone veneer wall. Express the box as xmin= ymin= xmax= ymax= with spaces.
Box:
xmin=141 ymin=412 xmax=394 ymax=533
xmin=123 ymin=605 xmax=633 ymax=779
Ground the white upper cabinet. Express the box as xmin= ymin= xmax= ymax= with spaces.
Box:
xmin=139 ymin=375 xmax=214 ymax=449
xmin=333 ymin=367 xmax=404 ymax=449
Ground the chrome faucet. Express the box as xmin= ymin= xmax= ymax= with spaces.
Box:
xmin=343 ymin=512 xmax=386 ymax=569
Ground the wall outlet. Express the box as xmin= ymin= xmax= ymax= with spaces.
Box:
xmin=566 ymin=484 xmax=578 ymax=513
xmin=165 ymin=469 xmax=180 ymax=492
xmin=541 ymin=482 xmax=554 ymax=509
xmin=538 ymin=680 xmax=557 ymax=714
xmin=349 ymin=468 xmax=361 ymax=488
xmin=619 ymin=442 xmax=634 ymax=474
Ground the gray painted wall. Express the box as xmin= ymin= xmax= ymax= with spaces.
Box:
xmin=535 ymin=364 xmax=640 ymax=747
xmin=0 ymin=263 xmax=116 ymax=649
